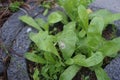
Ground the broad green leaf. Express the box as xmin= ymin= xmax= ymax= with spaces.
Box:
xmin=19 ymin=15 xmax=41 ymax=31
xmin=44 ymin=52 xmax=56 ymax=64
xmin=87 ymin=33 xmax=103 ymax=50
xmin=87 ymin=17 xmax=104 ymax=50
xmin=105 ymin=13 xmax=120 ymax=25
xmin=89 ymin=9 xmax=112 ymax=19
xmin=57 ymin=11 xmax=68 ymax=24
xmin=84 ymin=52 xmax=104 ymax=67
xmin=57 ymin=22 xmax=77 ymax=59
xmin=25 ymin=51 xmax=46 ymax=64
xmin=89 ymin=9 xmax=120 ymax=25
xmin=65 ymin=54 xmax=85 ymax=65
xmin=88 ymin=17 xmax=104 ymax=35
xmin=33 ymin=68 xmax=39 ymax=80
xmin=58 ymin=0 xmax=79 ymax=21
xmin=35 ymin=18 xmax=49 ymax=30
xmin=48 ymin=12 xmax=63 ymax=24
xmin=58 ymin=0 xmax=93 ymax=21
xmin=66 ymin=52 xmax=104 ymax=67
xmin=78 ymin=5 xmax=88 ymax=31
xmin=59 ymin=65 xmax=80 ymax=80
xmin=99 ymin=37 xmax=120 ymax=57
xmin=95 ymin=67 xmax=110 ymax=80
xmin=29 ymin=31 xmax=59 ymax=57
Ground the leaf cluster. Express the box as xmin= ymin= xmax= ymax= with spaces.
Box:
xmin=19 ymin=0 xmax=120 ymax=80
xmin=9 ymin=1 xmax=23 ymax=12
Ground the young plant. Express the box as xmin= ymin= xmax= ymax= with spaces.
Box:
xmin=19 ymin=0 xmax=120 ymax=80
xmin=9 ymin=1 xmax=23 ymax=12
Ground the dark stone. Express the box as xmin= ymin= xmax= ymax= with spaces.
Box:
xmin=1 ymin=10 xmax=25 ymax=48
xmin=0 ymin=60 xmax=4 ymax=76
xmin=7 ymin=55 xmax=29 ymax=80
xmin=89 ymin=0 xmax=120 ymax=13
xmin=12 ymin=26 xmax=33 ymax=55
xmin=5 ymin=6 xmax=45 ymax=80
xmin=104 ymin=55 xmax=120 ymax=80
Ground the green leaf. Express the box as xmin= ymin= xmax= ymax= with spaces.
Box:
xmin=89 ymin=9 xmax=120 ymax=25
xmin=59 ymin=65 xmax=80 ymax=80
xmin=19 ymin=15 xmax=41 ymax=31
xmin=33 ymin=68 xmax=39 ymax=80
xmin=58 ymin=0 xmax=79 ymax=21
xmin=105 ymin=13 xmax=120 ymax=25
xmin=57 ymin=11 xmax=68 ymax=24
xmin=29 ymin=31 xmax=60 ymax=57
xmin=35 ymin=18 xmax=49 ymax=30
xmin=99 ymin=37 xmax=120 ymax=57
xmin=43 ymin=9 xmax=49 ymax=16
xmin=87 ymin=17 xmax=104 ymax=50
xmin=41 ymin=65 xmax=50 ymax=79
xmin=79 ymin=29 xmax=86 ymax=38
xmin=78 ymin=5 xmax=88 ymax=31
xmin=89 ymin=9 xmax=112 ymax=19
xmin=88 ymin=17 xmax=104 ymax=35
xmin=48 ymin=12 xmax=63 ymax=24
xmin=95 ymin=67 xmax=110 ymax=80
xmin=66 ymin=52 xmax=104 ymax=67
xmin=84 ymin=52 xmax=104 ymax=67
xmin=25 ymin=51 xmax=46 ymax=64
xmin=57 ymin=22 xmax=77 ymax=59
xmin=9 ymin=1 xmax=21 ymax=12
xmin=44 ymin=52 xmax=56 ymax=64
xmin=58 ymin=0 xmax=93 ymax=21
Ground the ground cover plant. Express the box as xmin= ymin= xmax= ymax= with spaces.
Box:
xmin=19 ymin=0 xmax=120 ymax=80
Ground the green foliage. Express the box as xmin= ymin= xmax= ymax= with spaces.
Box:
xmin=95 ymin=67 xmax=110 ymax=80
xmin=33 ymin=68 xmax=40 ymax=80
xmin=48 ymin=12 xmax=63 ymax=24
xmin=19 ymin=0 xmax=120 ymax=80
xmin=57 ymin=22 xmax=77 ymax=60
xmin=9 ymin=1 xmax=22 ymax=12
xmin=59 ymin=65 xmax=80 ymax=80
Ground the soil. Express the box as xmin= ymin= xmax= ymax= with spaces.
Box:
xmin=0 ymin=1 xmax=117 ymax=80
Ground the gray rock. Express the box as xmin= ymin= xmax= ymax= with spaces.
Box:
xmin=12 ymin=26 xmax=33 ymax=55
xmin=7 ymin=26 xmax=32 ymax=80
xmin=1 ymin=9 xmax=30 ymax=79
xmin=89 ymin=0 xmax=120 ymax=13
xmin=0 ymin=60 xmax=4 ymax=76
xmin=7 ymin=55 xmax=29 ymax=80
xmin=1 ymin=10 xmax=25 ymax=48
xmin=104 ymin=55 xmax=120 ymax=80
xmin=6 ymin=6 xmax=44 ymax=80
